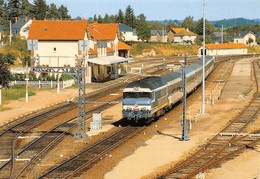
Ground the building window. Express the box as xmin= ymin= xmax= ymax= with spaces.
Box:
xmin=53 ymin=47 xmax=56 ymax=52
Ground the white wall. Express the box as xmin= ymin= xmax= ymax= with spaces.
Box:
xmin=35 ymin=41 xmax=78 ymax=67
xmin=198 ymin=47 xmax=248 ymax=56
xmin=174 ymin=35 xmax=196 ymax=43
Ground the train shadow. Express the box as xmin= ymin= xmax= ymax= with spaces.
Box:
xmin=112 ymin=117 xmax=158 ymax=127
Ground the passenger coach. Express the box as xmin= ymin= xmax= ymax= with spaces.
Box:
xmin=122 ymin=56 xmax=214 ymax=123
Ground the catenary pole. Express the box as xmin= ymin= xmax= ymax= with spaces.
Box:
xmin=201 ymin=0 xmax=206 ymax=114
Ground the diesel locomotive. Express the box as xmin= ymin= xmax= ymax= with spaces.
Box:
xmin=122 ymin=56 xmax=214 ymax=122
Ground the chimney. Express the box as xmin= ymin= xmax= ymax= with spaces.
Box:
xmin=25 ymin=17 xmax=28 ymax=22
xmin=15 ymin=17 xmax=18 ymax=22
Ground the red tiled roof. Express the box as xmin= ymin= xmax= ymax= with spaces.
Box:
xmin=88 ymin=23 xmax=118 ymax=41
xmin=171 ymin=28 xmax=186 ymax=34
xmin=89 ymin=44 xmax=97 ymax=55
xmin=206 ymin=43 xmax=248 ymax=49
xmin=28 ymin=20 xmax=88 ymax=40
xmin=171 ymin=28 xmax=196 ymax=36
xmin=118 ymin=41 xmax=133 ymax=50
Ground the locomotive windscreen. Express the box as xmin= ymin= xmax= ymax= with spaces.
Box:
xmin=123 ymin=92 xmax=151 ymax=98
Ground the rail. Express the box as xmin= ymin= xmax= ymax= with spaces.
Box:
xmin=159 ymin=59 xmax=260 ymax=178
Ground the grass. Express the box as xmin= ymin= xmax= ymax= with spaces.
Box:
xmin=131 ymin=42 xmax=199 ymax=57
xmin=1 ymin=85 xmax=36 ymax=101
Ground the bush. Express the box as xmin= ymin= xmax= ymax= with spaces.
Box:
xmin=59 ymin=73 xmax=74 ymax=81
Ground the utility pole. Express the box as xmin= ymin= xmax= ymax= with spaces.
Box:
xmin=27 ymin=39 xmax=38 ymax=102
xmin=180 ymin=55 xmax=189 ymax=141
xmin=201 ymin=0 xmax=206 ymax=114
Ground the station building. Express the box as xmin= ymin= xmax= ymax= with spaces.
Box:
xmin=198 ymin=43 xmax=248 ymax=56
xmin=28 ymin=20 xmax=133 ymax=83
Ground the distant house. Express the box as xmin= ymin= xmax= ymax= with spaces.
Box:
xmin=150 ymin=30 xmax=167 ymax=43
xmin=142 ymin=49 xmax=156 ymax=57
xmin=20 ymin=19 xmax=32 ymax=39
xmin=168 ymin=28 xmax=197 ymax=44
xmin=118 ymin=41 xmax=133 ymax=58
xmin=211 ymin=32 xmax=234 ymax=43
xmin=198 ymin=43 xmax=248 ymax=56
xmin=234 ymin=31 xmax=256 ymax=46
xmin=28 ymin=20 xmax=132 ymax=83
xmin=119 ymin=23 xmax=139 ymax=42
xmin=12 ymin=18 xmax=29 ymax=35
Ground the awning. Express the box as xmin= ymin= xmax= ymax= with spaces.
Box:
xmin=87 ymin=56 xmax=132 ymax=65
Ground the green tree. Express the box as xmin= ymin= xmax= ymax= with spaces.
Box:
xmin=7 ymin=0 xmax=21 ymax=20
xmin=116 ymin=9 xmax=124 ymax=23
xmin=195 ymin=18 xmax=215 ymax=36
xmin=48 ymin=3 xmax=59 ymax=19
xmin=182 ymin=16 xmax=195 ymax=32
xmin=33 ymin=0 xmax=48 ymax=20
xmin=136 ymin=14 xmax=150 ymax=42
xmin=20 ymin=0 xmax=33 ymax=18
xmin=58 ymin=5 xmax=70 ymax=20
xmin=124 ymin=5 xmax=136 ymax=28
xmin=103 ymin=13 xmax=110 ymax=23
xmin=165 ymin=20 xmax=178 ymax=32
xmin=93 ymin=14 xmax=97 ymax=22
xmin=0 ymin=0 xmax=8 ymax=22
xmin=0 ymin=59 xmax=11 ymax=88
xmin=3 ymin=53 xmax=15 ymax=65
xmin=97 ymin=15 xmax=103 ymax=23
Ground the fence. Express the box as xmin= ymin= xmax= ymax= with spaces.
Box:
xmin=10 ymin=79 xmax=75 ymax=89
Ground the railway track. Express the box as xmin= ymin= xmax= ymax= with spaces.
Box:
xmin=0 ymin=57 xmax=248 ymax=178
xmin=0 ymin=60 xmax=176 ymax=178
xmin=158 ymin=59 xmax=260 ymax=178
xmin=37 ymin=126 xmax=144 ymax=178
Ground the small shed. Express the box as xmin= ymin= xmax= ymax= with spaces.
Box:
xmin=142 ymin=49 xmax=156 ymax=57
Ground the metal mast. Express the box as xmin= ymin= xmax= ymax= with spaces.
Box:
xmin=181 ymin=55 xmax=189 ymax=141
xmin=201 ymin=0 xmax=206 ymax=114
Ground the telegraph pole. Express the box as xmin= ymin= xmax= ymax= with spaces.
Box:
xmin=201 ymin=0 xmax=206 ymax=114
xmin=180 ymin=55 xmax=189 ymax=141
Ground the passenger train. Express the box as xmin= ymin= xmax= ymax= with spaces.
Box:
xmin=122 ymin=56 xmax=214 ymax=122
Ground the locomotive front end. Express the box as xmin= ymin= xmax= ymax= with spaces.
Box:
xmin=122 ymin=87 xmax=153 ymax=121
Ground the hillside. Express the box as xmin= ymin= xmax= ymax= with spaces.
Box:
xmin=211 ymin=18 xmax=259 ymax=28
xmin=131 ymin=43 xmax=199 ymax=57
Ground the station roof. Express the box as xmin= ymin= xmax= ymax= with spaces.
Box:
xmin=118 ymin=41 xmax=133 ymax=50
xmin=205 ymin=43 xmax=247 ymax=49
xmin=87 ymin=56 xmax=130 ymax=65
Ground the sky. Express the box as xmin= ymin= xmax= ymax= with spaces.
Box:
xmin=43 ymin=0 xmax=260 ymax=21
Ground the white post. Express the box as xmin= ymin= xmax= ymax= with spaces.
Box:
xmin=25 ymin=60 xmax=29 ymax=102
xmin=57 ymin=74 xmax=60 ymax=93
xmin=9 ymin=20 xmax=12 ymax=45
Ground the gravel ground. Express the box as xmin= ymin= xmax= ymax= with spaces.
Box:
xmin=1 ymin=58 xmax=259 ymax=179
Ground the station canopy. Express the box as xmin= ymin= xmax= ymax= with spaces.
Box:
xmin=87 ymin=56 xmax=131 ymax=65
